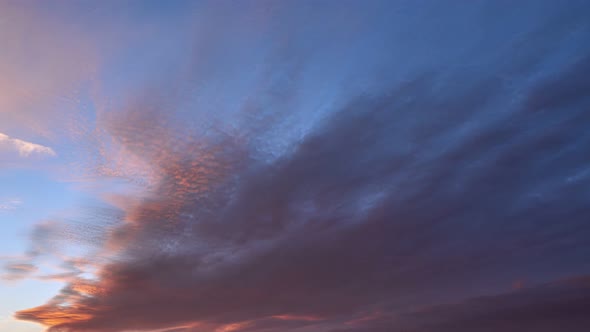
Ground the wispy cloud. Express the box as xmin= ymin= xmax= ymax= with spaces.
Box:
xmin=0 ymin=198 xmax=23 ymax=211
xmin=1 ymin=262 xmax=38 ymax=281
xmin=0 ymin=133 xmax=56 ymax=157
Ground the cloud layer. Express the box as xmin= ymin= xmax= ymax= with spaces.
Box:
xmin=6 ymin=1 xmax=590 ymax=332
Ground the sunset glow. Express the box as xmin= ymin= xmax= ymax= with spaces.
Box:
xmin=1 ymin=1 xmax=590 ymax=332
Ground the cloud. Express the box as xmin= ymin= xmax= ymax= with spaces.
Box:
xmin=1 ymin=263 xmax=38 ymax=281
xmin=0 ymin=198 xmax=22 ymax=211
xmin=0 ymin=133 xmax=56 ymax=157
xmin=16 ymin=64 xmax=590 ymax=331
xmin=0 ymin=3 xmax=98 ymax=138
xmin=3 ymin=263 xmax=37 ymax=274
xmin=391 ymin=276 xmax=590 ymax=332
xmin=10 ymin=1 xmax=590 ymax=332
xmin=321 ymin=277 xmax=590 ymax=332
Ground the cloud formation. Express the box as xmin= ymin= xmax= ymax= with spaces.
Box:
xmin=8 ymin=1 xmax=590 ymax=332
xmin=332 ymin=276 xmax=590 ymax=332
xmin=0 ymin=2 xmax=99 ymax=138
xmin=0 ymin=133 xmax=56 ymax=157
xmin=0 ymin=198 xmax=22 ymax=211
xmin=1 ymin=263 xmax=38 ymax=281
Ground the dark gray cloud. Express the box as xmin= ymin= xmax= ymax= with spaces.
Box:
xmin=382 ymin=276 xmax=590 ymax=332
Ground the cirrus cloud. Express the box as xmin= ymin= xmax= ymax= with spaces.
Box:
xmin=0 ymin=198 xmax=22 ymax=211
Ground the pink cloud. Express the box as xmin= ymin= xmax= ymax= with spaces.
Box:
xmin=0 ymin=3 xmax=98 ymax=138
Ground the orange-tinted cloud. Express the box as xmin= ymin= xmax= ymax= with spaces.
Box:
xmin=2 ymin=262 xmax=38 ymax=281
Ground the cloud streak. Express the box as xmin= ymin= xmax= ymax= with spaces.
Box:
xmin=0 ymin=198 xmax=22 ymax=211
xmin=0 ymin=133 xmax=56 ymax=157
xmin=324 ymin=276 xmax=590 ymax=332
xmin=1 ymin=263 xmax=38 ymax=281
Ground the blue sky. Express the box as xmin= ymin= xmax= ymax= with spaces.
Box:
xmin=1 ymin=1 xmax=590 ymax=332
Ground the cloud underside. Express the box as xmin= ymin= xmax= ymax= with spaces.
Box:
xmin=8 ymin=1 xmax=590 ymax=332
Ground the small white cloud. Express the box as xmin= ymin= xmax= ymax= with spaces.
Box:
xmin=0 ymin=198 xmax=22 ymax=211
xmin=0 ymin=132 xmax=56 ymax=157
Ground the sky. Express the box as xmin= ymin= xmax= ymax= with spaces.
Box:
xmin=1 ymin=1 xmax=590 ymax=331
